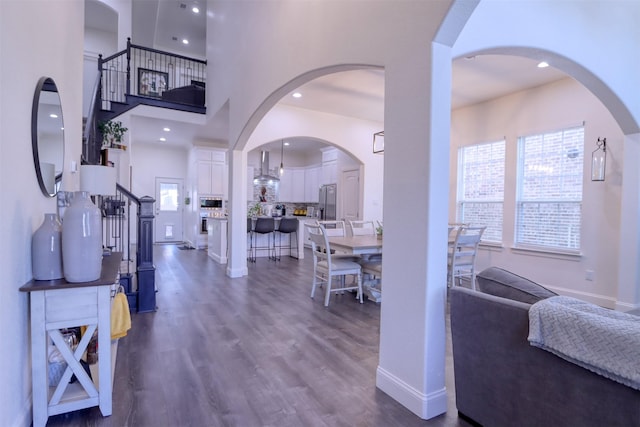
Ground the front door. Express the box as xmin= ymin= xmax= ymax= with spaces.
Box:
xmin=155 ymin=177 xmax=184 ymax=243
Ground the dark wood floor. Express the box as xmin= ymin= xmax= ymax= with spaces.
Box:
xmin=47 ymin=244 xmax=470 ymax=427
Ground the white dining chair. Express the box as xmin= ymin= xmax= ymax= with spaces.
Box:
xmin=348 ymin=220 xmax=376 ymax=236
xmin=317 ymin=220 xmax=355 ymax=257
xmin=306 ymin=223 xmax=363 ymax=307
xmin=447 ymin=225 xmax=486 ymax=289
xmin=317 ymin=220 xmax=347 ymax=237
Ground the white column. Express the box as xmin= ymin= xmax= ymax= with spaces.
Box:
xmin=376 ymin=42 xmax=451 ymax=419
xmin=617 ymin=132 xmax=640 ymax=311
xmin=226 ymin=149 xmax=249 ymax=278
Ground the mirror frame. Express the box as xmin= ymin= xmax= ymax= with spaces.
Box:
xmin=32 ymin=76 xmax=65 ymax=197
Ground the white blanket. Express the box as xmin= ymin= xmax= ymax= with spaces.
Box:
xmin=528 ymin=295 xmax=640 ymax=390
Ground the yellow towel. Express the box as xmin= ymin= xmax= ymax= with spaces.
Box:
xmin=111 ymin=292 xmax=132 ymax=340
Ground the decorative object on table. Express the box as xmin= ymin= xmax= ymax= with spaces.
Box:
xmin=61 ymin=191 xmax=103 ymax=282
xmin=376 ymin=225 xmax=383 ymax=240
xmin=98 ymin=119 xmax=128 ymax=150
xmin=591 ymin=137 xmax=607 ymax=181
xmin=31 ymin=213 xmax=63 ymax=280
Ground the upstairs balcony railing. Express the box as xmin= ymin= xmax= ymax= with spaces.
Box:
xmin=99 ymin=37 xmax=207 ymax=116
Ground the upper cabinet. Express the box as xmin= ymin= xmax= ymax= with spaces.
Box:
xmin=279 ymin=168 xmax=305 ymax=202
xmin=321 ymin=148 xmax=338 ymax=185
xmin=196 ymin=148 xmax=226 ymax=196
xmin=304 ymin=166 xmax=320 ymax=203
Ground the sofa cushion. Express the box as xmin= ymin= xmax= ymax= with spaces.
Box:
xmin=476 ymin=266 xmax=557 ymax=304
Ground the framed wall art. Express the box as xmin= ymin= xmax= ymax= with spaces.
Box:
xmin=138 ymin=68 xmax=168 ymax=98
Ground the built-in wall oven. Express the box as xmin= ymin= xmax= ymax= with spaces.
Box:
xmin=200 ymin=197 xmax=223 ymax=235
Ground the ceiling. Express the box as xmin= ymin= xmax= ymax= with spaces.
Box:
xmin=91 ymin=1 xmax=569 ymax=151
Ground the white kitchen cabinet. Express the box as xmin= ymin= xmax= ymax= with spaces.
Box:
xmin=197 ymin=161 xmax=214 ymax=195
xmin=291 ymin=169 xmax=305 ymax=202
xmin=196 ymin=149 xmax=226 ymax=196
xmin=279 ymin=168 xmax=306 ymax=202
xmin=304 ymin=166 xmax=320 ymax=203
xmin=278 ymin=168 xmax=293 ymax=202
xmin=322 ymin=160 xmax=337 ymax=185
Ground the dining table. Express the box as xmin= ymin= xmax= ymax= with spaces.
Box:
xmin=328 ymin=235 xmax=383 ymax=302
xmin=327 ymin=235 xmax=383 ymax=255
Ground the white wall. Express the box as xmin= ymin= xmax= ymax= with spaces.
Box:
xmin=450 ymin=77 xmax=624 ymax=307
xmin=130 ymin=143 xmax=189 ymax=239
xmin=1 ymin=1 xmax=84 ymax=426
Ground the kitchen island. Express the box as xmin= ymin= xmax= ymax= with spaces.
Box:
xmin=208 ymin=216 xmax=309 ymax=264
xmin=248 ymin=216 xmax=307 ymax=260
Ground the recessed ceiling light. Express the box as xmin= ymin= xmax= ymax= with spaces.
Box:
xmin=182 ymin=39 xmax=189 ymax=45
xmin=163 ymin=127 xmax=171 ymax=132
xmin=284 ymin=142 xmax=290 ymax=146
xmin=292 ymin=92 xmax=302 ymax=98
xmin=159 ymin=137 xmax=166 ymax=142
xmin=537 ymin=61 xmax=549 ymax=68
xmin=192 ymin=6 xmax=200 ymax=13
xmin=49 ymin=113 xmax=58 ymax=118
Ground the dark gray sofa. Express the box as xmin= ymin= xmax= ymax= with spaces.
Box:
xmin=450 ymin=267 xmax=640 ymax=427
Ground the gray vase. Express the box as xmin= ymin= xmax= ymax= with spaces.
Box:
xmin=32 ymin=213 xmax=63 ymax=280
xmin=62 ymin=191 xmax=103 ymax=282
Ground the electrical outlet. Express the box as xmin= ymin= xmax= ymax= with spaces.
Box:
xmin=585 ymin=270 xmax=594 ymax=281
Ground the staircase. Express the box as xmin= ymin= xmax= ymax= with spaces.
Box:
xmin=83 ymin=39 xmax=208 ymax=312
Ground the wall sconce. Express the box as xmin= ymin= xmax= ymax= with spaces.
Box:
xmin=591 ymin=137 xmax=606 ymax=181
xmin=373 ymin=131 xmax=384 ymax=154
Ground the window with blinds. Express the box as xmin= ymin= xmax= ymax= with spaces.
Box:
xmin=457 ymin=140 xmax=505 ymax=243
xmin=516 ymin=126 xmax=584 ymax=251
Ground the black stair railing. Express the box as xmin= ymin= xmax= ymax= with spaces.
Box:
xmin=99 ymin=37 xmax=207 ymax=117
xmin=101 ymin=185 xmax=156 ymax=313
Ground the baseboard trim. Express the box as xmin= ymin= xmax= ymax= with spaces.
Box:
xmin=226 ymin=265 xmax=247 ymax=278
xmin=376 ymin=365 xmax=447 ymax=420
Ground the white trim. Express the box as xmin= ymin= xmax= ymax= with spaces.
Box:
xmin=376 ymin=366 xmax=448 ymax=420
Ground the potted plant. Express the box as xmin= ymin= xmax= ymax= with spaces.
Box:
xmin=376 ymin=225 xmax=383 ymax=240
xmin=98 ymin=120 xmax=128 ymax=150
xmin=248 ymin=203 xmax=262 ymax=217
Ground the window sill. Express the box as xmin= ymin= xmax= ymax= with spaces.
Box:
xmin=510 ymin=245 xmax=582 ymax=261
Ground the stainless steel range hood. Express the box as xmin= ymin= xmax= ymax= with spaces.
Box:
xmin=253 ymin=151 xmax=280 ymax=183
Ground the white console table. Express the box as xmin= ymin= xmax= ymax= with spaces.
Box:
xmin=20 ymin=252 xmax=121 ymax=427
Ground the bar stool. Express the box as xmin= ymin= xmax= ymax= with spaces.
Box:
xmin=253 ymin=217 xmax=276 ymax=261
xmin=275 ymin=217 xmax=298 ymax=260
xmin=247 ymin=217 xmax=255 ymax=262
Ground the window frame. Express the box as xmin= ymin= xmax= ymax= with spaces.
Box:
xmin=514 ymin=125 xmax=584 ymax=253
xmin=456 ymin=139 xmax=506 ymax=244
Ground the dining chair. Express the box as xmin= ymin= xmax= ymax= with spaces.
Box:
xmin=306 ymin=223 xmax=363 ymax=307
xmin=317 ymin=220 xmax=347 ymax=237
xmin=447 ymin=225 xmax=486 ymax=289
xmin=348 ymin=220 xmax=376 ymax=236
xmin=317 ymin=220 xmax=354 ymax=257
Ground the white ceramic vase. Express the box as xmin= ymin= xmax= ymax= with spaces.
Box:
xmin=31 ymin=213 xmax=63 ymax=280
xmin=62 ymin=191 xmax=103 ymax=282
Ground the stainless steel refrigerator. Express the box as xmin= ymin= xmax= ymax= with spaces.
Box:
xmin=318 ymin=184 xmax=337 ymax=220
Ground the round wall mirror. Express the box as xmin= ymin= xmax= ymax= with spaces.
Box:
xmin=32 ymin=77 xmax=64 ymax=197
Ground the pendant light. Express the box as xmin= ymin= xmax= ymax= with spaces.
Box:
xmin=591 ymin=137 xmax=606 ymax=181
xmin=279 ymin=140 xmax=285 ymax=176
